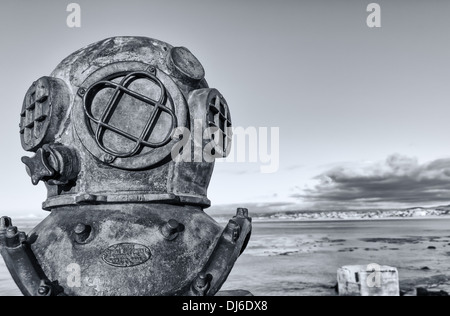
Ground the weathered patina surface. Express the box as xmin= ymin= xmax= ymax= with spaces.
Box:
xmin=1 ymin=37 xmax=251 ymax=296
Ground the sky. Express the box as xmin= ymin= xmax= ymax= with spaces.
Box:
xmin=1 ymin=0 xmax=450 ymax=217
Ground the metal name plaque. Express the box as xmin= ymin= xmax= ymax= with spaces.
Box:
xmin=102 ymin=243 xmax=152 ymax=268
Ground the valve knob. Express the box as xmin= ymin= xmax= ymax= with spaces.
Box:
xmin=21 ymin=148 xmax=55 ymax=185
xmin=21 ymin=145 xmax=79 ymax=186
xmin=166 ymin=47 xmax=205 ymax=85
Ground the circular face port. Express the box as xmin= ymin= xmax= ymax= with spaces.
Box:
xmin=73 ymin=61 xmax=188 ymax=170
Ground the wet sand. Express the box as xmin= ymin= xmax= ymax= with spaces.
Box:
xmin=222 ymin=218 xmax=450 ymax=296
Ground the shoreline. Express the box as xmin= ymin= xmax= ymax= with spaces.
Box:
xmin=252 ymin=215 xmax=450 ymax=223
xmin=215 ymin=215 xmax=450 ymax=224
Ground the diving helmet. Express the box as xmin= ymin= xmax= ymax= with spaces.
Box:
xmin=0 ymin=37 xmax=251 ymax=296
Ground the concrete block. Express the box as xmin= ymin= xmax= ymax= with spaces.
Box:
xmin=337 ymin=265 xmax=400 ymax=296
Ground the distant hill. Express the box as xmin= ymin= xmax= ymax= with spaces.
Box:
xmin=209 ymin=204 xmax=450 ymax=222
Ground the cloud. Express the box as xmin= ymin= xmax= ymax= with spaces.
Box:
xmin=295 ymin=154 xmax=450 ymax=209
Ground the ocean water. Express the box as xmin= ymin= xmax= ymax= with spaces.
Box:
xmin=2 ymin=217 xmax=450 ymax=296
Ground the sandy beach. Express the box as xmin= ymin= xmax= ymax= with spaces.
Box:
xmin=222 ymin=217 xmax=450 ymax=296
xmin=1 ymin=217 xmax=450 ymax=296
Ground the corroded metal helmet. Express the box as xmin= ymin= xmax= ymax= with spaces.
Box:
xmin=0 ymin=37 xmax=251 ymax=296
